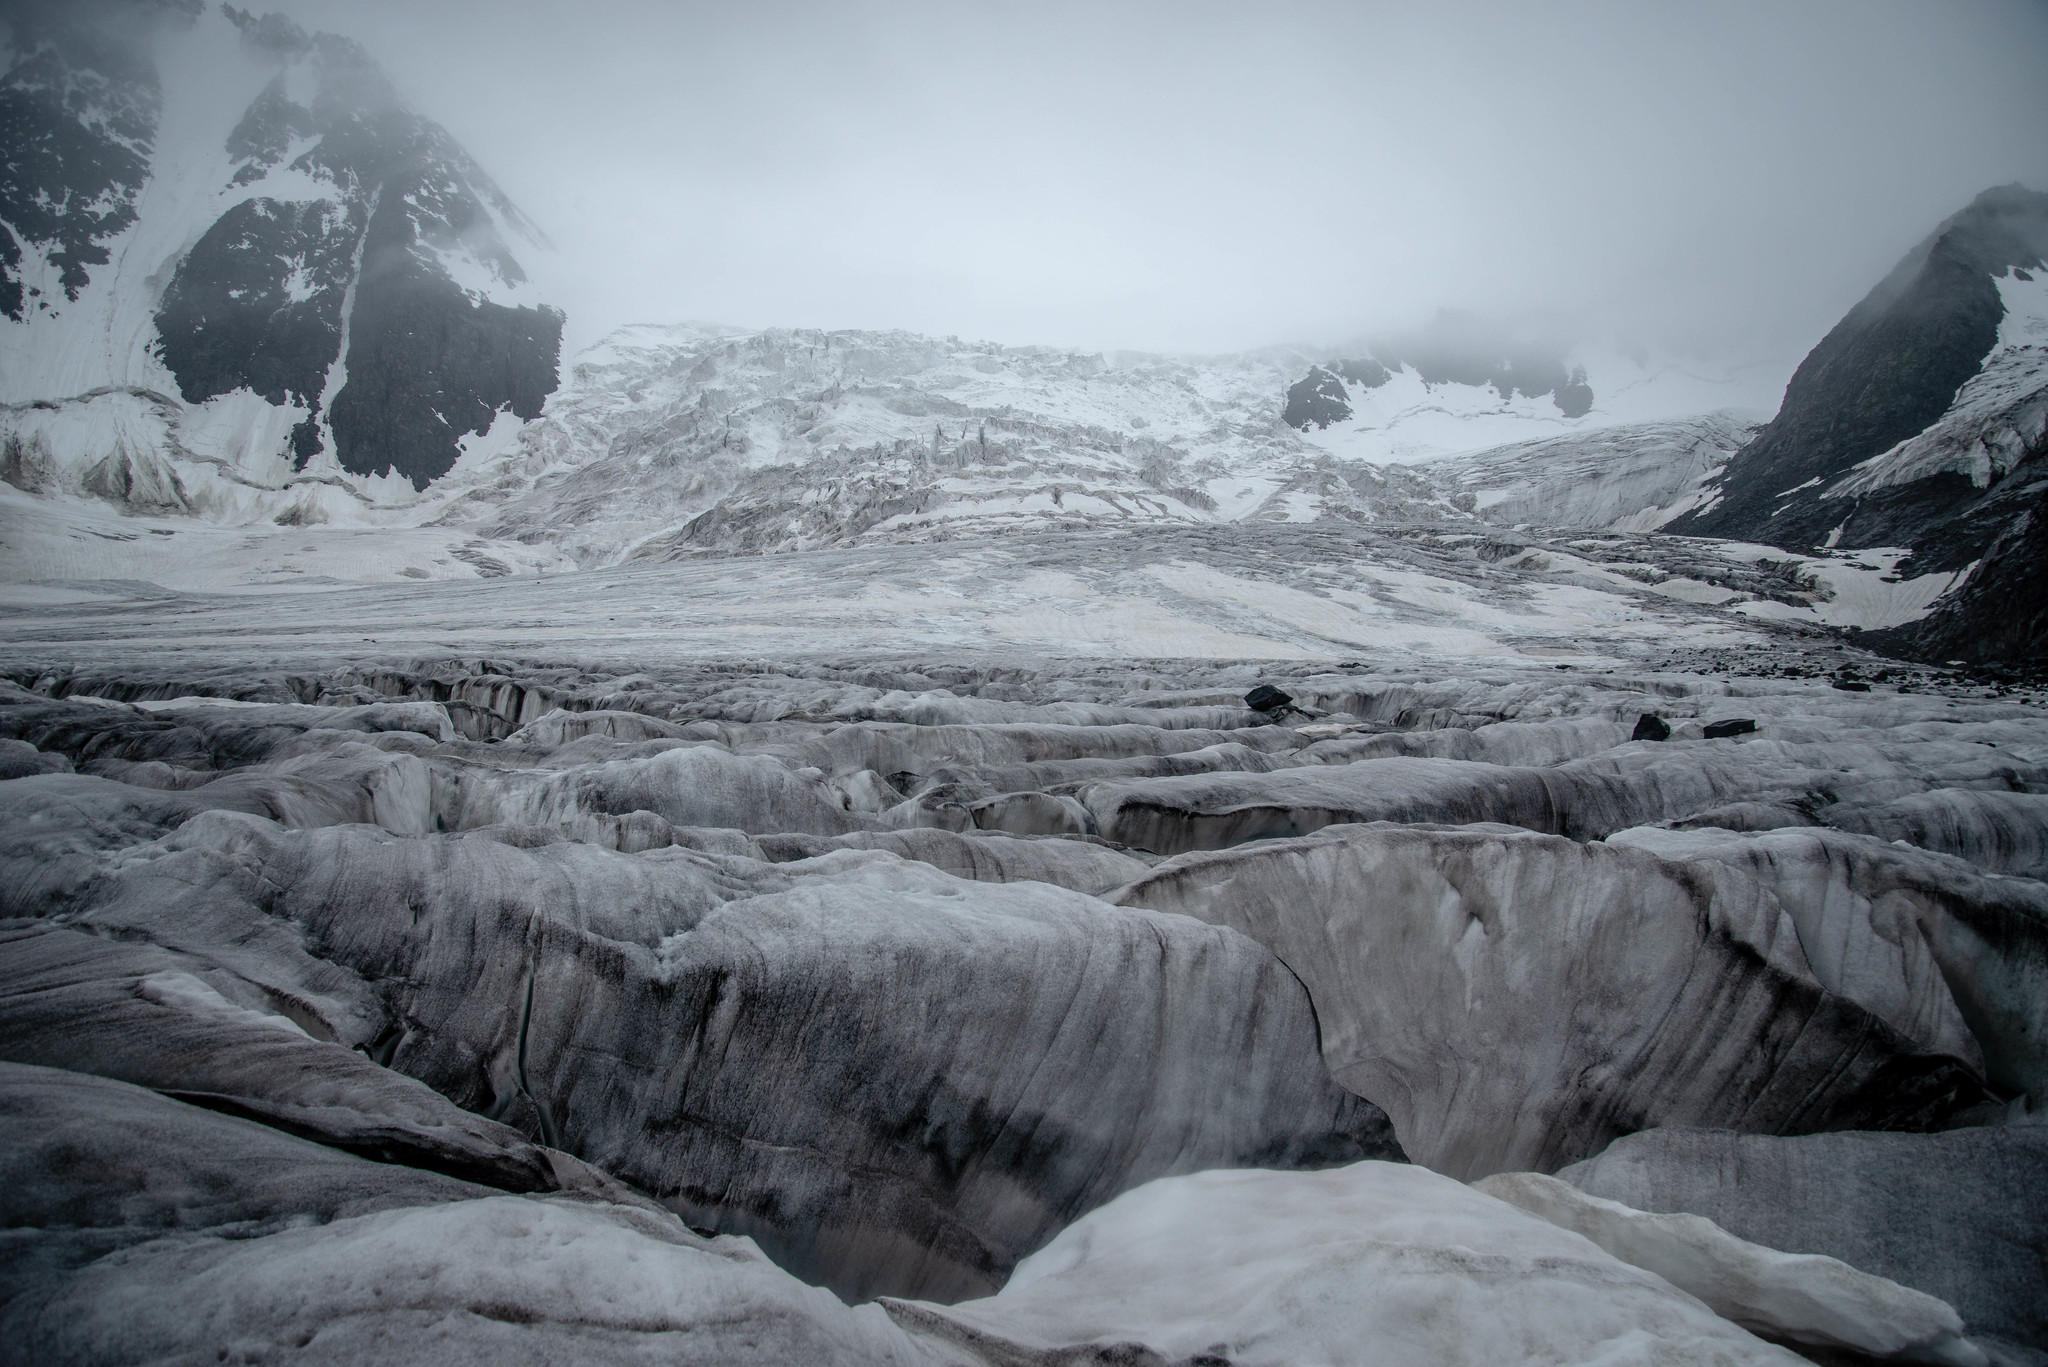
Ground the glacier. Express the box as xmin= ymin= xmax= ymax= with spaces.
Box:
xmin=3 ymin=9 xmax=2048 ymax=1366
xmin=2 ymin=627 xmax=2045 ymax=1363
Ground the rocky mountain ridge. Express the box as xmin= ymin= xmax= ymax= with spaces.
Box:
xmin=1668 ymin=185 xmax=2048 ymax=666
xmin=0 ymin=0 xmax=563 ymax=494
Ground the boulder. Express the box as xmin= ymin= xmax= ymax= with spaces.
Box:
xmin=1245 ymin=684 xmax=1293 ymax=713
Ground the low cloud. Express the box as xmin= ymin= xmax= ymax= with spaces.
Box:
xmin=271 ymin=0 xmax=2048 ymax=359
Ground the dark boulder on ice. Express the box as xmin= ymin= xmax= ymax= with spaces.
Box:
xmin=1702 ymin=718 xmax=1758 ymax=738
xmin=1245 ymin=683 xmax=1294 ymax=713
xmin=1632 ymin=713 xmax=1672 ymax=742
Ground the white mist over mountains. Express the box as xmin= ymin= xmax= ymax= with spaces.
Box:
xmin=257 ymin=0 xmax=2048 ymax=360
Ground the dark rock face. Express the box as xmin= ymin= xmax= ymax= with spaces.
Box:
xmin=0 ymin=0 xmax=183 ymax=321
xmin=1631 ymin=713 xmax=1671 ymax=742
xmin=1673 ymin=186 xmax=2048 ymax=552
xmin=1282 ymin=365 xmax=1353 ymax=429
xmin=1336 ymin=356 xmax=1389 ymax=388
xmin=151 ymin=17 xmax=563 ymax=487
xmin=1372 ymin=313 xmax=1592 ymax=416
xmin=325 ymin=178 xmax=563 ymax=489
xmin=1666 ymin=186 xmax=2048 ymax=667
xmin=153 ymin=197 xmax=357 ymax=412
xmin=1873 ymin=491 xmax=2048 ymax=671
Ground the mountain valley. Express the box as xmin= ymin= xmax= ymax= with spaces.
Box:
xmin=3 ymin=5 xmax=2046 ymax=1366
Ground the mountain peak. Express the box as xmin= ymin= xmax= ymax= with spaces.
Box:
xmin=0 ymin=2 xmax=564 ymax=488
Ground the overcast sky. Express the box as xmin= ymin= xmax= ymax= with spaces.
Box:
xmin=272 ymin=0 xmax=2048 ymax=358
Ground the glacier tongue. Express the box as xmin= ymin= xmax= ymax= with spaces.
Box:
xmin=1 ymin=636 xmax=2039 ymax=1363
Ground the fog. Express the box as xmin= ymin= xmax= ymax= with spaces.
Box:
xmin=266 ymin=0 xmax=2048 ymax=358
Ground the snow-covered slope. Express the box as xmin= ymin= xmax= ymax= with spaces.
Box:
xmin=1429 ymin=412 xmax=1759 ymax=533
xmin=3 ymin=304 xmax=1783 ymax=569
xmin=14 ymin=7 xmax=2021 ymax=657
xmin=10 ymin=313 xmax=1945 ymax=638
xmin=1280 ymin=315 xmax=1783 ymax=468
xmin=0 ymin=10 xmax=1793 ymax=588
xmin=463 ymin=323 xmax=1314 ymax=564
xmin=430 ymin=323 xmax=1777 ymax=566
